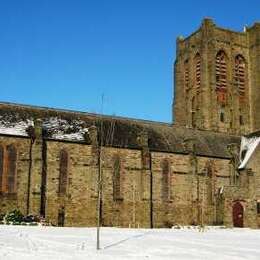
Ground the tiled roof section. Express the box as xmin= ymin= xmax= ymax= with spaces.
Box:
xmin=0 ymin=102 xmax=240 ymax=158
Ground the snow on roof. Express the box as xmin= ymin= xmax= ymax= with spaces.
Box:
xmin=43 ymin=117 xmax=87 ymax=141
xmin=0 ymin=115 xmax=87 ymax=141
xmin=238 ymin=136 xmax=260 ymax=169
xmin=0 ymin=116 xmax=33 ymax=137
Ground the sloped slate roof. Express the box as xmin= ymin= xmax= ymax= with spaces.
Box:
xmin=0 ymin=102 xmax=240 ymax=158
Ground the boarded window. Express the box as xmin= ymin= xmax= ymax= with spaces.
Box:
xmin=6 ymin=145 xmax=17 ymax=193
xmin=161 ymin=159 xmax=170 ymax=200
xmin=0 ymin=146 xmax=4 ymax=192
xmin=113 ymin=155 xmax=121 ymax=201
xmin=59 ymin=149 xmax=68 ymax=195
xmin=216 ymin=51 xmax=228 ymax=104
xmin=194 ymin=53 xmax=201 ymax=92
xmin=234 ymin=55 xmax=246 ymax=98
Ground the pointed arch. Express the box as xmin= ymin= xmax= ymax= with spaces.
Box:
xmin=6 ymin=144 xmax=17 ymax=193
xmin=161 ymin=159 xmax=170 ymax=200
xmin=59 ymin=149 xmax=69 ymax=195
xmin=232 ymin=201 xmax=244 ymax=227
xmin=216 ymin=50 xmax=228 ymax=96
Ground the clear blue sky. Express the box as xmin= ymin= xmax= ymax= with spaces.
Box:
xmin=0 ymin=0 xmax=259 ymax=122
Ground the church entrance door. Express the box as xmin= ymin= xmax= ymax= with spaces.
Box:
xmin=232 ymin=201 xmax=244 ymax=227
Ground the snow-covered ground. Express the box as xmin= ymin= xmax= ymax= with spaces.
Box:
xmin=0 ymin=225 xmax=260 ymax=260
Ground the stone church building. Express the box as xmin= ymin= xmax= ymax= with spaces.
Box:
xmin=1 ymin=18 xmax=260 ymax=228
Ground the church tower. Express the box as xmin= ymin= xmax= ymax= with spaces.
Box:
xmin=173 ymin=18 xmax=260 ymax=135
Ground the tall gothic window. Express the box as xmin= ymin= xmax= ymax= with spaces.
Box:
xmin=6 ymin=145 xmax=17 ymax=193
xmin=0 ymin=146 xmax=4 ymax=192
xmin=161 ymin=159 xmax=170 ymax=200
xmin=184 ymin=59 xmax=190 ymax=91
xmin=216 ymin=51 xmax=228 ymax=104
xmin=59 ymin=149 xmax=68 ymax=195
xmin=113 ymin=155 xmax=121 ymax=201
xmin=234 ymin=55 xmax=246 ymax=98
xmin=194 ymin=53 xmax=201 ymax=92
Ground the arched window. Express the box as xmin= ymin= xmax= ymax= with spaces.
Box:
xmin=161 ymin=159 xmax=170 ymax=200
xmin=0 ymin=146 xmax=4 ymax=192
xmin=216 ymin=51 xmax=228 ymax=104
xmin=6 ymin=144 xmax=17 ymax=193
xmin=59 ymin=149 xmax=68 ymax=195
xmin=113 ymin=155 xmax=121 ymax=201
xmin=184 ymin=59 xmax=189 ymax=91
xmin=194 ymin=53 xmax=201 ymax=92
xmin=234 ymin=55 xmax=246 ymax=98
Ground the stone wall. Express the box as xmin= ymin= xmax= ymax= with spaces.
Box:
xmin=42 ymin=141 xmax=234 ymax=227
xmin=0 ymin=135 xmax=32 ymax=215
xmin=0 ymin=134 xmax=237 ymax=228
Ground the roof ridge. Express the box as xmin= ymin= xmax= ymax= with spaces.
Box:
xmin=0 ymin=101 xmax=171 ymax=126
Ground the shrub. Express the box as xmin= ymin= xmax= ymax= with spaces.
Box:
xmin=23 ymin=214 xmax=40 ymax=223
xmin=4 ymin=210 xmax=24 ymax=225
xmin=3 ymin=210 xmax=47 ymax=226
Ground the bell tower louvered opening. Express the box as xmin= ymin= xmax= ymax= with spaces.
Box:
xmin=234 ymin=55 xmax=246 ymax=99
xmin=216 ymin=51 xmax=228 ymax=104
xmin=195 ymin=53 xmax=201 ymax=93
